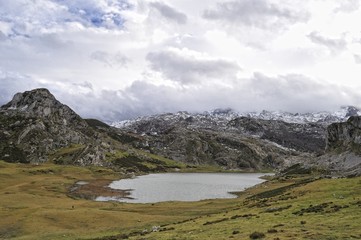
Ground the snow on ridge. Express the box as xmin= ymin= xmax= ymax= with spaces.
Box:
xmin=110 ymin=106 xmax=361 ymax=129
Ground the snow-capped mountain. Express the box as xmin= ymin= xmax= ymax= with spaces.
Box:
xmin=244 ymin=106 xmax=361 ymax=124
xmin=111 ymin=106 xmax=361 ymax=129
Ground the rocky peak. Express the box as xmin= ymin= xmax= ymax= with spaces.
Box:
xmin=345 ymin=106 xmax=361 ymax=118
xmin=0 ymin=88 xmax=101 ymax=164
xmin=2 ymin=88 xmax=55 ymax=111
xmin=1 ymin=88 xmax=84 ymax=126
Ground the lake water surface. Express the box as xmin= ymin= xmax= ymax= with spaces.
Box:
xmin=96 ymin=173 xmax=267 ymax=203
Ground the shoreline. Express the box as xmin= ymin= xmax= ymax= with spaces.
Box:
xmin=68 ymin=171 xmax=274 ymax=202
xmin=68 ymin=179 xmax=133 ymax=200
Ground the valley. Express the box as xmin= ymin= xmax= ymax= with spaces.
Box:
xmin=1 ymin=161 xmax=360 ymax=239
xmin=1 ymin=88 xmax=361 ymax=239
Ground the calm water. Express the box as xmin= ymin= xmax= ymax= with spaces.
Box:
xmin=96 ymin=173 xmax=267 ymax=203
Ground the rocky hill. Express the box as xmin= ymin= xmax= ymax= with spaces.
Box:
xmin=0 ymin=88 xmax=112 ymax=164
xmin=110 ymin=106 xmax=361 ymax=172
xmin=311 ymin=116 xmax=361 ymax=176
xmin=113 ymin=111 xmax=328 ymax=171
xmin=0 ymin=89 xmax=185 ymax=173
xmin=3 ymin=88 xmax=360 ymax=174
xmin=282 ymin=116 xmax=361 ymax=177
xmin=326 ymin=116 xmax=361 ymax=151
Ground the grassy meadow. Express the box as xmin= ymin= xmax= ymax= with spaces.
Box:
xmin=0 ymin=160 xmax=360 ymax=240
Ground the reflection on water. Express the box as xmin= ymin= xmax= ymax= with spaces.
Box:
xmin=96 ymin=172 xmax=268 ymax=203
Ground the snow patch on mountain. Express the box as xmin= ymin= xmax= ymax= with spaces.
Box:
xmin=110 ymin=106 xmax=361 ymax=129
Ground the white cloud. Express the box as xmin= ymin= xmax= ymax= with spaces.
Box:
xmin=0 ymin=0 xmax=130 ymax=38
xmin=1 ymin=0 xmax=361 ymax=120
xmin=3 ymin=69 xmax=361 ymax=121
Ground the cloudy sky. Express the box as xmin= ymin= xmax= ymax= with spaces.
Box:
xmin=1 ymin=0 xmax=361 ymax=121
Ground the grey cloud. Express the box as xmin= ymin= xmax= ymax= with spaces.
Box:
xmin=354 ymin=54 xmax=361 ymax=64
xmin=0 ymin=31 xmax=6 ymax=41
xmin=90 ymin=51 xmax=129 ymax=68
xmin=71 ymin=81 xmax=94 ymax=91
xmin=203 ymin=0 xmax=309 ymax=30
xmin=149 ymin=2 xmax=187 ymax=24
xmin=244 ymin=73 xmax=356 ymax=112
xmin=146 ymin=49 xmax=241 ymax=84
xmin=307 ymin=31 xmax=347 ymax=53
xmin=2 ymin=71 xmax=361 ymax=122
xmin=334 ymin=0 xmax=360 ymax=13
xmin=109 ymin=73 xmax=361 ymax=120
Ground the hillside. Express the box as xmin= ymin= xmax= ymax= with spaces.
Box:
xmin=1 ymin=89 xmax=361 ymax=240
xmin=2 ymin=88 xmax=361 ymax=175
xmin=0 ymin=89 xmax=186 ymax=173
xmin=111 ymin=111 xmax=327 ymax=171
xmin=1 ymin=160 xmax=360 ymax=240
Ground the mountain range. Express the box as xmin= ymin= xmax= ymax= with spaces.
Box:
xmin=111 ymin=106 xmax=361 ymax=128
xmin=1 ymin=88 xmax=361 ymax=176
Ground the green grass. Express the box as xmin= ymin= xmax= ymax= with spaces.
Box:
xmin=132 ymin=176 xmax=361 ymax=240
xmin=49 ymin=144 xmax=86 ymax=164
xmin=1 ymin=160 xmax=361 ymax=240
xmin=0 ymin=161 xmax=238 ymax=240
xmin=105 ymin=150 xmax=130 ymax=161
xmin=105 ymin=149 xmax=188 ymax=173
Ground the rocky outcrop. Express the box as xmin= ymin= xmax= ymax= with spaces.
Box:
xmin=228 ymin=117 xmax=326 ymax=153
xmin=0 ymin=89 xmax=111 ymax=165
xmin=327 ymin=116 xmax=361 ymax=151
xmin=305 ymin=116 xmax=361 ymax=176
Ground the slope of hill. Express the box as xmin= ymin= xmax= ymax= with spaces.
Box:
xmin=2 ymin=88 xmax=360 ymax=174
xmin=0 ymin=89 xmax=186 ymax=172
xmin=110 ymin=110 xmax=328 ymax=171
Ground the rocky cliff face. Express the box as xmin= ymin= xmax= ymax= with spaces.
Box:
xmin=0 ymin=89 xmax=111 ymax=165
xmin=327 ymin=116 xmax=361 ymax=151
xmin=305 ymin=116 xmax=361 ymax=176
xmin=228 ymin=117 xmax=325 ymax=153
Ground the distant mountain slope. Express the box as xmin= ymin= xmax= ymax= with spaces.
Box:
xmin=109 ymin=106 xmax=361 ymax=171
xmin=112 ymin=106 xmax=361 ymax=128
xmin=111 ymin=109 xmax=329 ymax=170
xmin=245 ymin=106 xmax=361 ymax=124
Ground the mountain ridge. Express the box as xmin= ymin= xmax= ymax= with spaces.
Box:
xmin=1 ymin=88 xmax=361 ymax=175
xmin=111 ymin=106 xmax=361 ymax=129
xmin=0 ymin=89 xmax=186 ymax=173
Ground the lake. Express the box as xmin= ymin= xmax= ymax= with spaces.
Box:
xmin=96 ymin=173 xmax=267 ymax=203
